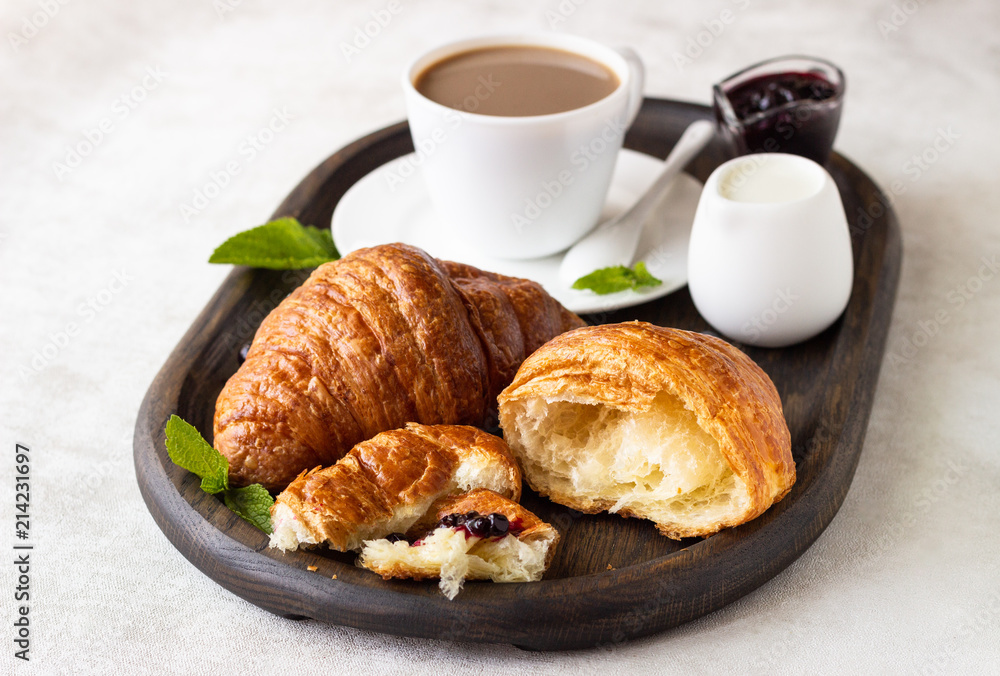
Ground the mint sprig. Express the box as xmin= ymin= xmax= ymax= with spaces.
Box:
xmin=223 ymin=485 xmax=274 ymax=534
xmin=164 ymin=415 xmax=274 ymax=533
xmin=572 ymin=261 xmax=663 ymax=295
xmin=164 ymin=415 xmax=228 ymax=494
xmin=209 ymin=217 xmax=339 ymax=269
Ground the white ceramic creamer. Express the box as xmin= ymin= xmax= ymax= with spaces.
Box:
xmin=687 ymin=153 xmax=854 ymax=348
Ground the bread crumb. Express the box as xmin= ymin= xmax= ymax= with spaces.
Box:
xmin=606 ymin=564 xmax=615 ymax=571
xmin=307 ymin=565 xmax=318 ymax=572
xmin=331 ymin=574 xmax=338 ymax=579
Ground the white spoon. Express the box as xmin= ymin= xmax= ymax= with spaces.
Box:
xmin=559 ymin=119 xmax=716 ymax=286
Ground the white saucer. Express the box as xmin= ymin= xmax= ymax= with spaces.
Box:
xmin=331 ymin=149 xmax=703 ymax=314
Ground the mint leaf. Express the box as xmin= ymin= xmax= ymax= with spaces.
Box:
xmin=224 ymin=485 xmax=274 ymax=534
xmin=629 ymin=261 xmax=661 ymax=287
xmin=164 ymin=415 xmax=275 ymax=534
xmin=300 ymin=222 xmax=337 ymax=254
xmin=164 ymin=415 xmax=229 ymax=494
xmin=572 ymin=261 xmax=663 ymax=295
xmin=209 ymin=217 xmax=339 ymax=269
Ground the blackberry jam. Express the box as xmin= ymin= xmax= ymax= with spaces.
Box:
xmin=713 ymin=56 xmax=844 ymax=165
xmin=432 ymin=511 xmax=521 ymax=540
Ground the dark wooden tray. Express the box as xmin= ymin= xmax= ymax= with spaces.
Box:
xmin=134 ymin=98 xmax=901 ymax=650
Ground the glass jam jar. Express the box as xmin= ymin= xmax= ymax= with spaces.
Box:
xmin=713 ymin=56 xmax=845 ymax=165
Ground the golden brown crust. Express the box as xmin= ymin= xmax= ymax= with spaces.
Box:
xmin=270 ymin=424 xmax=521 ymax=552
xmin=441 ymin=261 xmax=585 ymax=362
xmin=497 ymin=321 xmax=795 ymax=538
xmin=214 ymin=243 xmax=583 ymax=491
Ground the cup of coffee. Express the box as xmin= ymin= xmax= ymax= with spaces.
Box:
xmin=403 ymin=34 xmax=645 ymax=259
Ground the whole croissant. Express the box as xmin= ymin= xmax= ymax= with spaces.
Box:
xmin=214 ymin=243 xmax=584 ymax=491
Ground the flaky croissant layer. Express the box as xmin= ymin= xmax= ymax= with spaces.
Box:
xmin=269 ymin=424 xmax=522 ymax=553
xmin=498 ymin=322 xmax=796 ymax=539
xmin=359 ymin=488 xmax=560 ymax=600
xmin=214 ymin=243 xmax=583 ymax=491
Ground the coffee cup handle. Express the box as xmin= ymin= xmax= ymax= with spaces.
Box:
xmin=615 ymin=46 xmax=645 ymax=126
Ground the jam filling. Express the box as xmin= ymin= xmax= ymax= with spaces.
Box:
xmin=391 ymin=511 xmax=525 ymax=547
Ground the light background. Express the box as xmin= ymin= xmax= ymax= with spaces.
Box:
xmin=1 ymin=0 xmax=998 ymax=673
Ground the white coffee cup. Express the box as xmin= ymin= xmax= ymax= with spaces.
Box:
xmin=687 ymin=153 xmax=854 ymax=348
xmin=402 ymin=34 xmax=645 ymax=260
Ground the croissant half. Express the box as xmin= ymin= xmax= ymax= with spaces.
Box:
xmin=214 ymin=243 xmax=583 ymax=491
xmin=269 ymin=423 xmax=521 ymax=553
xmin=359 ymin=488 xmax=560 ymax=600
xmin=498 ymin=322 xmax=795 ymax=539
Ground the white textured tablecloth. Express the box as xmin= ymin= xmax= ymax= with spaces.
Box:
xmin=3 ymin=0 xmax=998 ymax=673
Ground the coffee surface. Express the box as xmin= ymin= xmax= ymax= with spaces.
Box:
xmin=415 ymin=45 xmax=619 ymax=116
